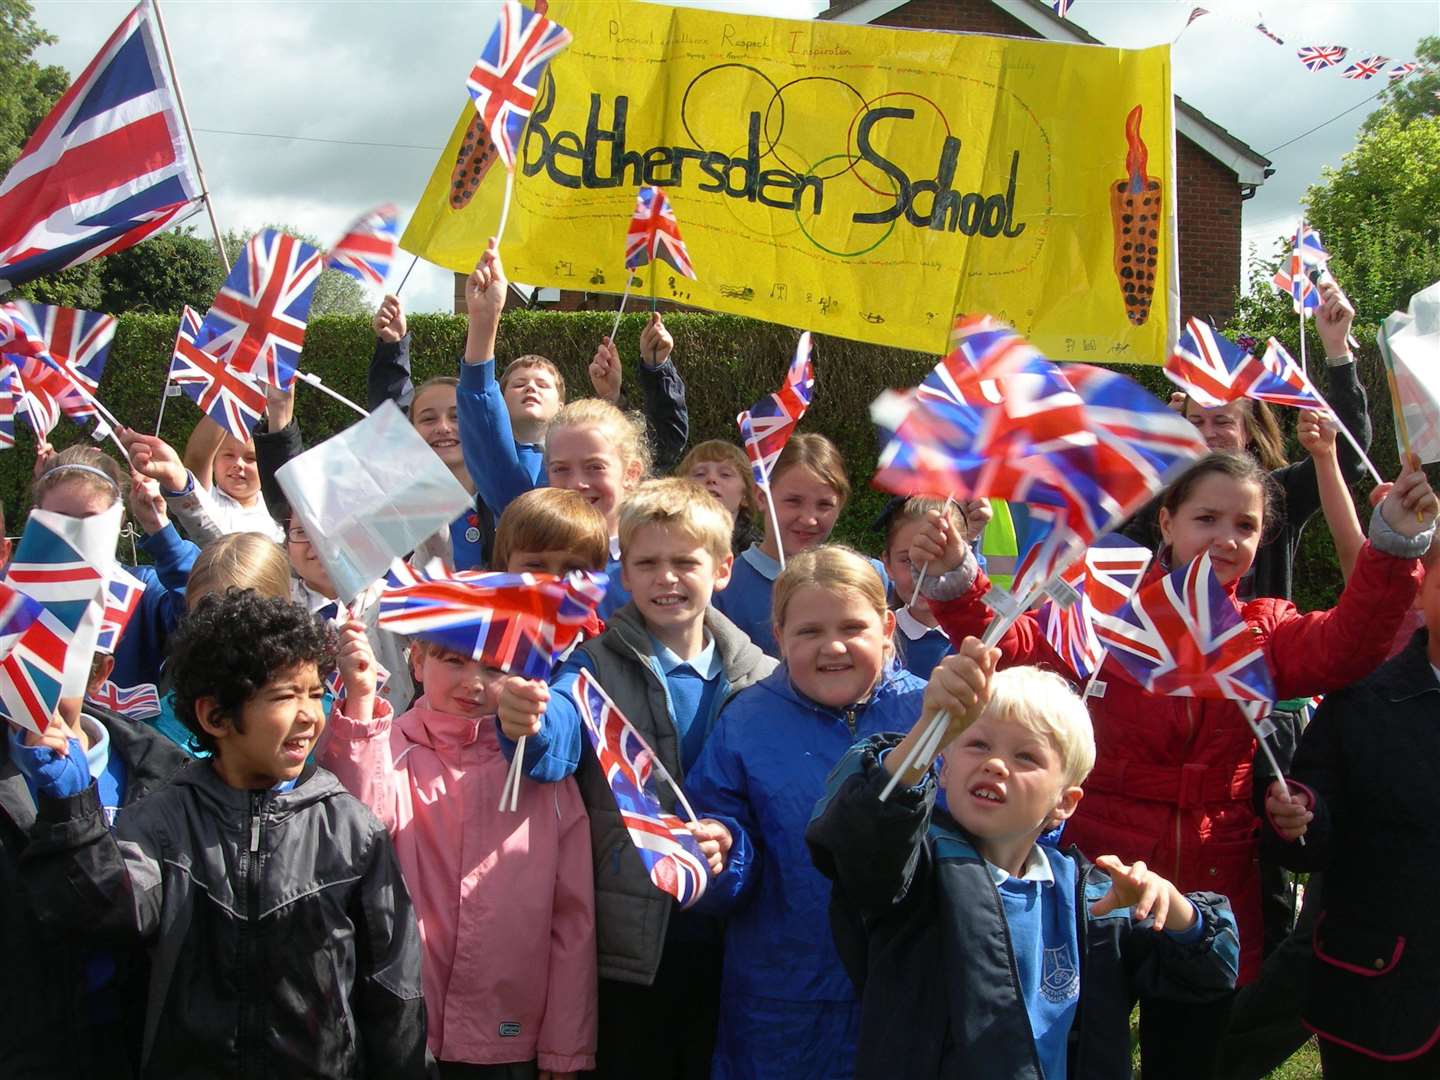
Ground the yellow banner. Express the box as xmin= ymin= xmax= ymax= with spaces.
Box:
xmin=402 ymin=1 xmax=1177 ymax=364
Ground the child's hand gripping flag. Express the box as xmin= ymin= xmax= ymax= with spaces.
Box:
xmin=573 ymin=669 xmax=712 ymax=909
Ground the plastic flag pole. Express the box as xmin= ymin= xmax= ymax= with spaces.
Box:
xmin=395 ymin=254 xmax=420 ymax=296
xmin=499 ymin=738 xmax=526 ymax=812
xmin=608 ymin=276 xmax=634 ymax=345
xmin=1243 ymin=701 xmax=1305 ymax=846
xmin=293 ymin=371 xmax=369 ymax=418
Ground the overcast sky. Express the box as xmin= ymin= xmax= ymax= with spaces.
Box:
xmin=29 ymin=0 xmax=1440 ymax=315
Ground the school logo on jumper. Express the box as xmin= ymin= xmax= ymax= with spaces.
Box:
xmin=1041 ymin=945 xmax=1079 ymax=1004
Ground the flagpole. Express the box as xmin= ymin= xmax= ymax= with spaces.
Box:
xmin=149 ymin=0 xmax=230 ymax=273
xmin=1296 ymin=216 xmax=1308 ymax=378
xmin=292 ymin=370 xmax=369 ymax=418
xmin=395 ymin=254 xmax=421 ymax=296
xmin=607 ymin=276 xmax=634 ymax=345
xmin=494 ymin=170 xmax=517 ymax=254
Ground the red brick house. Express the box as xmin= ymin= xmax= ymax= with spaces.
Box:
xmin=471 ymin=0 xmax=1272 ymax=326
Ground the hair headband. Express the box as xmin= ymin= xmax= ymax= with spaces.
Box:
xmin=44 ymin=462 xmax=121 ymax=492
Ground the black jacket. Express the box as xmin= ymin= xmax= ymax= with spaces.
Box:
xmin=1262 ymin=629 xmax=1440 ymax=1060
xmin=21 ymin=759 xmax=430 ymax=1079
xmin=1122 ymin=360 xmax=1371 ymax=602
xmin=0 ymin=707 xmax=189 ymax=1079
xmin=806 ymin=736 xmax=1240 ymax=1080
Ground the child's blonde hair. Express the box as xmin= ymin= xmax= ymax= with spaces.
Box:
xmin=500 ymin=355 xmax=566 ymax=400
xmin=546 ymin=398 xmax=653 ymax=480
xmin=772 ymin=545 xmax=889 ymax=648
xmin=492 ymin=487 xmax=609 ymax=571
xmin=186 ymin=533 xmax=292 ymax=611
xmin=884 ymin=497 xmax=966 ymax=553
xmin=969 ymin=666 xmax=1096 ymax=787
xmin=770 ymin=433 xmax=851 ymax=505
xmin=618 ymin=478 xmax=734 ymax=564
xmin=32 ymin=445 xmax=125 ymax=508
xmin=677 ymin=440 xmax=759 ymax=519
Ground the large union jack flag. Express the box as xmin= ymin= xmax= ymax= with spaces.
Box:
xmin=1250 ymin=338 xmax=1330 ymax=412
xmin=1166 ymin=318 xmax=1261 ymax=408
xmin=1 ymin=512 xmax=113 ymax=734
xmin=4 ymin=301 xmax=116 ymax=390
xmin=625 ymin=186 xmax=696 ymax=279
xmin=167 ymin=304 xmax=266 ymax=440
xmin=466 ymin=0 xmax=573 ymax=170
xmin=574 ymin=670 xmax=709 ymax=909
xmin=327 ymin=204 xmax=399 ymax=289
xmin=1343 ymin=55 xmax=1389 ymax=80
xmin=95 ymin=566 xmax=146 ymax=655
xmin=1093 ymin=551 xmax=1276 ymax=703
xmin=1039 ymin=534 xmax=1153 ymax=679
xmin=196 ymin=229 xmax=323 ymax=392
xmin=738 ymin=332 xmax=815 ymax=487
xmin=1296 ymin=45 xmax=1347 ymax=71
xmin=0 ymin=1 xmax=202 ymax=290
xmin=378 ymin=564 xmax=606 ymax=676
xmin=86 ymin=680 xmax=161 ymax=720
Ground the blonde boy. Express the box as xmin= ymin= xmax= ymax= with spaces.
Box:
xmin=497 ymin=478 xmax=777 ymax=1076
xmin=808 ymin=641 xmax=1240 ymax=1080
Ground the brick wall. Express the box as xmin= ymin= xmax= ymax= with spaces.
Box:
xmin=845 ymin=0 xmax=1248 ymax=326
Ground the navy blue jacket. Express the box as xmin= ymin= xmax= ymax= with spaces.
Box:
xmin=1263 ymin=629 xmax=1440 ymax=1061
xmin=808 ymin=735 xmax=1241 ymax=1079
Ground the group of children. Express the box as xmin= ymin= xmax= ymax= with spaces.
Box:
xmin=1 ymin=244 xmax=1437 ymax=1080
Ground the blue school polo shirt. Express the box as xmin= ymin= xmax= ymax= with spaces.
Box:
xmin=650 ymin=633 xmax=724 ymax=773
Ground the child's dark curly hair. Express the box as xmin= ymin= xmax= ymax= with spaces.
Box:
xmin=169 ymin=589 xmax=337 ymax=754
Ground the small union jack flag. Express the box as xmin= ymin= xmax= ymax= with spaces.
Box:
xmin=5 ymin=300 xmax=115 ymax=390
xmin=1051 ymin=0 xmax=1074 ymax=18
xmin=86 ymin=680 xmax=161 ymax=720
xmin=1250 ymin=339 xmax=1330 ymax=412
xmin=1388 ymin=62 xmax=1419 ymax=81
xmin=1296 ymin=45 xmax=1348 ymax=72
xmin=327 ymin=204 xmax=399 ymax=289
xmin=167 ymin=304 xmax=266 ymax=440
xmin=378 ymin=564 xmax=607 ymax=676
xmin=0 ymin=301 xmax=52 ymax=360
xmin=1290 ymin=224 xmax=1330 ymax=268
xmin=574 ymin=670 xmax=709 ymax=908
xmin=1094 ymin=551 xmax=1276 ymax=703
xmin=624 ymin=187 xmax=696 ymax=279
xmin=1343 ymin=55 xmax=1388 ymax=80
xmin=1187 ymin=7 xmax=1209 ymax=25
xmin=1039 ymin=534 xmax=1153 ymax=679
xmin=12 ymin=354 xmax=99 ymax=436
xmin=467 ymin=0 xmax=573 ymax=170
xmin=1272 ymin=238 xmax=1321 ymax=317
xmin=1166 ymin=318 xmax=1261 ymax=408
xmin=1 ymin=511 xmax=112 ymax=734
xmin=0 ymin=362 xmax=17 ymax=449
xmin=1255 ymin=22 xmax=1284 ymax=45
xmin=737 ymin=332 xmax=815 ymax=488
xmin=197 ymin=229 xmax=323 ymax=392
xmin=95 ymin=566 xmax=146 ymax=655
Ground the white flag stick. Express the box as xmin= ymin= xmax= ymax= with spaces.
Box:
xmin=608 ymin=276 xmax=635 ymax=345
xmin=498 ymin=736 xmax=526 ymax=813
xmin=293 ymin=370 xmax=369 ymax=418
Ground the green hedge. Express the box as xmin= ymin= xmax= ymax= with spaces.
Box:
xmin=4 ymin=311 xmax=1355 ymax=611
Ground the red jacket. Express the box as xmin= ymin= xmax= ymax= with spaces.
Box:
xmin=931 ymin=542 xmax=1421 ymax=984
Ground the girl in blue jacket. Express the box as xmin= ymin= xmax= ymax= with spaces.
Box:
xmin=686 ymin=544 xmax=963 ymax=1080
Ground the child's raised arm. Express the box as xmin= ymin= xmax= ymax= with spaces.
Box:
xmin=456 ymin=238 xmax=543 ymax=518
xmin=637 ymin=312 xmax=689 ymax=472
xmin=317 ymin=621 xmax=401 ymax=833
xmin=495 ymin=667 xmax=583 ymax=781
xmin=1299 ymin=409 xmax=1365 ymax=582
xmin=180 ymin=416 xmax=226 ymax=494
xmin=884 ymin=638 xmax=999 ymax=789
xmin=367 ymin=294 xmax=413 ymax=412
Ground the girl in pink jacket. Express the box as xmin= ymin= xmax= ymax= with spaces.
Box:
xmin=322 ymin=630 xmax=597 ymax=1078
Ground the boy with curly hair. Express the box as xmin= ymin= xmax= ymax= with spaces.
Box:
xmin=19 ymin=590 xmax=430 ymax=1078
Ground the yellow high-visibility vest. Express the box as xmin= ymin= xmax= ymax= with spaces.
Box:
xmin=979 ymin=499 xmax=1018 ymax=591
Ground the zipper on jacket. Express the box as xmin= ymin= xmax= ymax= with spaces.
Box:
xmin=240 ymin=790 xmax=265 ymax=1076
xmin=985 ymin=869 xmax=1046 ymax=1077
xmin=843 ymin=706 xmax=858 ymax=737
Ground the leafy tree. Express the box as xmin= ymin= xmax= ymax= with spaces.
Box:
xmin=0 ymin=0 xmax=67 ymax=176
xmin=96 ymin=227 xmax=226 ymax=314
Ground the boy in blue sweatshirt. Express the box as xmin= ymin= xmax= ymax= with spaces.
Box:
xmin=496 ymin=477 xmax=775 ymax=1079
xmin=807 ymin=639 xmax=1240 ymax=1080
